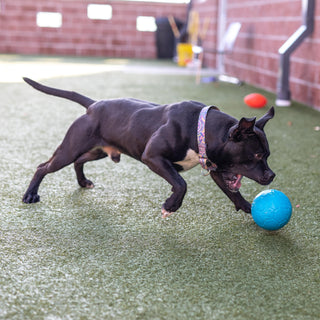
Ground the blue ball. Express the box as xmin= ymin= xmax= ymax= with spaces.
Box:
xmin=251 ymin=189 xmax=292 ymax=231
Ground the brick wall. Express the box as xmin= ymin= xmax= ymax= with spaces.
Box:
xmin=0 ymin=0 xmax=187 ymax=58
xmin=1 ymin=0 xmax=319 ymax=110
xmin=193 ymin=0 xmax=320 ymax=110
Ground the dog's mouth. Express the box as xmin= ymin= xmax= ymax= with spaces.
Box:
xmin=224 ymin=174 xmax=243 ymax=192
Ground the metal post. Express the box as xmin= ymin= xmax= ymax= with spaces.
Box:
xmin=217 ymin=0 xmax=227 ymax=74
xmin=276 ymin=0 xmax=315 ymax=107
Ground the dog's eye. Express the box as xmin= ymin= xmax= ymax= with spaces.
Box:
xmin=255 ymin=153 xmax=263 ymax=160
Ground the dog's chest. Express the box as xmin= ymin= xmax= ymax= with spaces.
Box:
xmin=174 ymin=149 xmax=199 ymax=171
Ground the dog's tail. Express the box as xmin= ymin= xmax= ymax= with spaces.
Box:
xmin=23 ymin=77 xmax=96 ymax=109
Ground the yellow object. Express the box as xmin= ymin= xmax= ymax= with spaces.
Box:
xmin=177 ymin=43 xmax=193 ymax=67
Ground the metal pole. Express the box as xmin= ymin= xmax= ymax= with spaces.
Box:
xmin=276 ymin=0 xmax=315 ymax=107
xmin=217 ymin=0 xmax=227 ymax=74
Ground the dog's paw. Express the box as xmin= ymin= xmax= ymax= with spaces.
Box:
xmin=23 ymin=193 xmax=40 ymax=204
xmin=79 ymin=179 xmax=94 ymax=189
xmin=235 ymin=200 xmax=252 ymax=214
xmin=161 ymin=206 xmax=174 ymax=218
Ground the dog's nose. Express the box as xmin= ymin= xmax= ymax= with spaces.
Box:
xmin=264 ymin=170 xmax=275 ymax=183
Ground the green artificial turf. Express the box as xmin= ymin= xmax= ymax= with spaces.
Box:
xmin=0 ymin=55 xmax=319 ymax=319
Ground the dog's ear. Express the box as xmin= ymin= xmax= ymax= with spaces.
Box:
xmin=256 ymin=106 xmax=275 ymax=130
xmin=229 ymin=117 xmax=256 ymax=141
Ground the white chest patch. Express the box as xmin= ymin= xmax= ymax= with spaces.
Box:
xmin=174 ymin=149 xmax=200 ymax=171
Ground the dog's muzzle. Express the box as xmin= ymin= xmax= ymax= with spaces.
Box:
xmin=259 ymin=170 xmax=276 ymax=185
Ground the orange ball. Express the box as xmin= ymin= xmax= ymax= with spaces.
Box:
xmin=244 ymin=93 xmax=267 ymax=108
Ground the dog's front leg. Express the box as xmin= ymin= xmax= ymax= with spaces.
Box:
xmin=142 ymin=155 xmax=187 ymax=218
xmin=210 ymin=171 xmax=251 ymax=213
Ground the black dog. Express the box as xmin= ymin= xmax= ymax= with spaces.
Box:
xmin=22 ymin=78 xmax=275 ymax=217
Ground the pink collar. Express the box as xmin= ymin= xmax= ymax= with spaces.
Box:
xmin=197 ymin=106 xmax=218 ymax=172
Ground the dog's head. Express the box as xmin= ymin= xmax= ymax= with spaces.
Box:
xmin=211 ymin=107 xmax=275 ymax=192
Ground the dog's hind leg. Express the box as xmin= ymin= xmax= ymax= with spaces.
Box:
xmin=74 ymin=149 xmax=107 ymax=188
xmin=23 ymin=116 xmax=99 ymax=203
xmin=23 ymin=149 xmax=75 ymax=203
xmin=74 ymin=145 xmax=121 ymax=188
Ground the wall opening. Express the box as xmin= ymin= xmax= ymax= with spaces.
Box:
xmin=136 ymin=16 xmax=157 ymax=32
xmin=87 ymin=4 xmax=112 ymax=20
xmin=36 ymin=12 xmax=62 ymax=28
